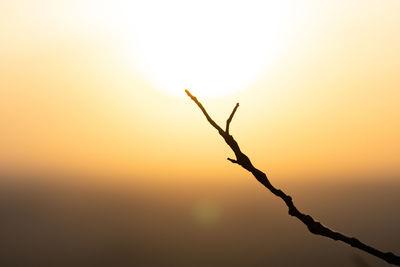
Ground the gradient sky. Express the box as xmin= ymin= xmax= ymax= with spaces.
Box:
xmin=1 ymin=1 xmax=400 ymax=267
xmin=1 ymin=0 xmax=399 ymax=183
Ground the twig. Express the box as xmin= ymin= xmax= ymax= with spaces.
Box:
xmin=226 ymin=103 xmax=239 ymax=134
xmin=185 ymin=89 xmax=400 ymax=266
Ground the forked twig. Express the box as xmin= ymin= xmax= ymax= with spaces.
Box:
xmin=185 ymin=89 xmax=400 ymax=266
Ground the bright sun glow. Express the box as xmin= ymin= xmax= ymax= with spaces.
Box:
xmin=129 ymin=0 xmax=299 ymax=99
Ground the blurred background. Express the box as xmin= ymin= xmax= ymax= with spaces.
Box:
xmin=1 ymin=0 xmax=399 ymax=266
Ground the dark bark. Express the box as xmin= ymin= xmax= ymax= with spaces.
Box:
xmin=185 ymin=89 xmax=400 ymax=266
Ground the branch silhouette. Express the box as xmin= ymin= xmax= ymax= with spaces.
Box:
xmin=185 ymin=89 xmax=400 ymax=266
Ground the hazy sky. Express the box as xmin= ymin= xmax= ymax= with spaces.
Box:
xmin=1 ymin=0 xmax=399 ymax=183
xmin=1 ymin=2 xmax=400 ymax=267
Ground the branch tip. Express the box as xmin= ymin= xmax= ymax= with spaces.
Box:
xmin=185 ymin=90 xmax=224 ymax=133
xmin=227 ymin=157 xmax=239 ymax=164
xmin=226 ymin=102 xmax=240 ymax=134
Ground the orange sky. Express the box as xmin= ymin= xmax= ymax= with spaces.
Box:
xmin=1 ymin=0 xmax=399 ymax=183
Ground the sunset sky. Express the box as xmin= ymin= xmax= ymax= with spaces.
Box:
xmin=1 ymin=1 xmax=400 ymax=266
xmin=1 ymin=0 xmax=399 ymax=182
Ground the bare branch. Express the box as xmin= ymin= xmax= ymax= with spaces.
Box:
xmin=185 ymin=90 xmax=400 ymax=266
xmin=185 ymin=89 xmax=224 ymax=135
xmin=227 ymin=157 xmax=239 ymax=164
xmin=226 ymin=103 xmax=239 ymax=134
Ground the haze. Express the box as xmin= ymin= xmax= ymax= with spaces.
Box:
xmin=0 ymin=1 xmax=399 ymax=266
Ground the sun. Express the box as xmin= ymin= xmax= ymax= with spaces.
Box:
xmin=128 ymin=0 xmax=298 ymax=99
